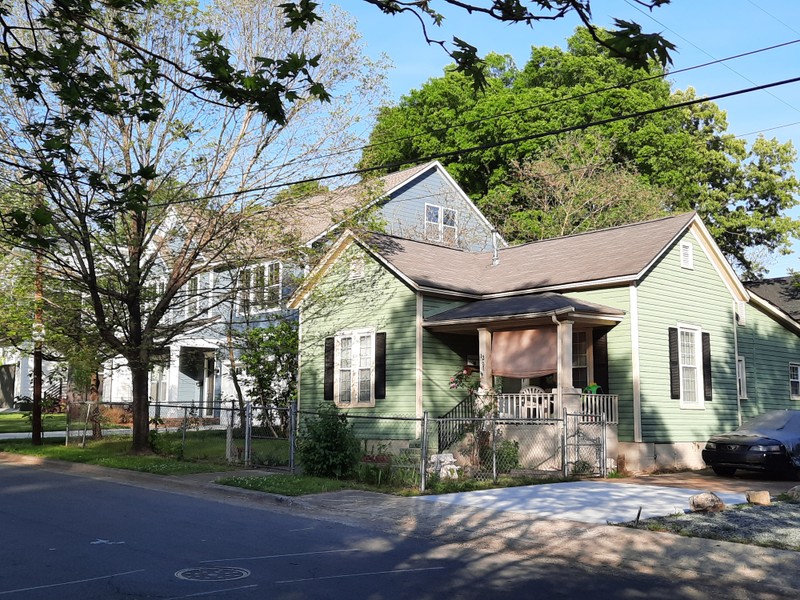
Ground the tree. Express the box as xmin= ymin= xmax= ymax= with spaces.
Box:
xmin=238 ymin=319 xmax=298 ymax=435
xmin=358 ymin=30 xmax=800 ymax=274
xmin=0 ymin=0 xmax=386 ymax=452
xmin=495 ymin=134 xmax=668 ymax=242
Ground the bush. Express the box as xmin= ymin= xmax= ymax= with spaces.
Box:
xmin=296 ymin=404 xmax=361 ymax=478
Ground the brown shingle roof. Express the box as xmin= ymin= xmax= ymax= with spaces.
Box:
xmin=366 ymin=212 xmax=696 ymax=295
xmin=745 ymin=277 xmax=800 ymax=321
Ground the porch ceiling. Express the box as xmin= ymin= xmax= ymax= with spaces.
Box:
xmin=423 ymin=292 xmax=624 ymax=333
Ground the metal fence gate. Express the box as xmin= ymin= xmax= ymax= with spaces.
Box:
xmin=563 ymin=411 xmax=607 ymax=478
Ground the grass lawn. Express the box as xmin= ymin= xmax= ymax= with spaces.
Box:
xmin=0 ymin=412 xmax=89 ymax=434
xmin=0 ymin=435 xmax=240 ymax=476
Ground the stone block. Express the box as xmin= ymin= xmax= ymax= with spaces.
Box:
xmin=689 ymin=491 xmax=725 ymax=513
xmin=745 ymin=490 xmax=771 ymax=505
xmin=786 ymin=485 xmax=800 ymax=503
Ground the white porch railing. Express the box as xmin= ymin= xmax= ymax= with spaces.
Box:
xmin=580 ymin=393 xmax=618 ymax=424
xmin=497 ymin=391 xmax=618 ymax=424
xmin=497 ymin=392 xmax=560 ymax=420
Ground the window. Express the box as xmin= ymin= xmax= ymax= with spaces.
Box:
xmin=668 ymin=325 xmax=711 ymax=408
xmin=572 ymin=331 xmax=589 ymax=390
xmin=324 ymin=330 xmax=386 ymax=407
xmin=791 ymin=364 xmax=800 ymax=398
xmin=336 ymin=330 xmax=373 ymax=407
xmin=680 ymin=241 xmax=693 ymax=270
xmin=237 ymin=262 xmax=281 ymax=315
xmin=737 ymin=356 xmax=747 ymax=399
xmin=425 ymin=203 xmax=457 ymax=244
xmin=186 ymin=276 xmax=199 ymax=317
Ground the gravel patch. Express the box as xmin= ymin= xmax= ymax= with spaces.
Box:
xmin=619 ymin=500 xmax=800 ymax=551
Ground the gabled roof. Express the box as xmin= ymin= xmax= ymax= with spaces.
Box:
xmin=290 ymin=212 xmax=750 ymax=311
xmin=745 ymin=277 xmax=800 ymax=321
xmin=273 ymin=162 xmax=437 ymax=246
xmin=364 ymin=212 xmax=700 ymax=296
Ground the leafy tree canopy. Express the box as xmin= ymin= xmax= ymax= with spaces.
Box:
xmin=358 ymin=29 xmax=800 ymax=275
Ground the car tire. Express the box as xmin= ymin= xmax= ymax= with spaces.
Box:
xmin=712 ymin=465 xmax=736 ymax=476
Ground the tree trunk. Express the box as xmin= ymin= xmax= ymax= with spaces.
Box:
xmin=130 ymin=364 xmax=151 ymax=453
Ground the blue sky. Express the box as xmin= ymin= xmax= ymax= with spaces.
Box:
xmin=340 ymin=0 xmax=800 ymax=276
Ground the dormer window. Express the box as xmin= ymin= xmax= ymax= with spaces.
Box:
xmin=425 ymin=204 xmax=457 ymax=244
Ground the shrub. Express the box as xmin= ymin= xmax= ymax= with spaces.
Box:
xmin=296 ymin=404 xmax=361 ymax=478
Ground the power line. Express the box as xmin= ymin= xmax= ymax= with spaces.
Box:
xmin=164 ymin=73 xmax=800 ymax=205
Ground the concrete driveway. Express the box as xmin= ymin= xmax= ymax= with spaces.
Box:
xmin=416 ymin=469 xmax=798 ymax=525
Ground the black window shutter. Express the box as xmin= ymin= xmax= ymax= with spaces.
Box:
xmin=592 ymin=327 xmax=610 ymax=394
xmin=375 ymin=332 xmax=386 ymax=400
xmin=323 ymin=337 xmax=334 ymax=401
xmin=668 ymin=327 xmax=680 ymax=400
xmin=702 ymin=332 xmax=712 ymax=401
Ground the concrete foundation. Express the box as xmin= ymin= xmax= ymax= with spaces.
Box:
xmin=617 ymin=441 xmax=707 ymax=474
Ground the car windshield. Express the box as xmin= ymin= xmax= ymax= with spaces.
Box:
xmin=741 ymin=411 xmax=794 ymax=431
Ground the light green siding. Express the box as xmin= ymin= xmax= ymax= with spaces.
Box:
xmin=567 ymin=287 xmax=634 ymax=439
xmin=737 ymin=302 xmax=800 ymax=420
xmin=422 ymin=296 xmax=479 ymax=417
xmin=634 ymin=230 xmax=739 ymax=442
xmin=298 ymin=243 xmax=417 ymax=419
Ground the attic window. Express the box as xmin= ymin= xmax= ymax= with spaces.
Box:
xmin=680 ymin=241 xmax=693 ymax=270
xmin=349 ymin=257 xmax=365 ymax=280
xmin=425 ymin=204 xmax=457 ymax=245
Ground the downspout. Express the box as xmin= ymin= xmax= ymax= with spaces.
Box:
xmin=733 ymin=300 xmax=742 ymax=427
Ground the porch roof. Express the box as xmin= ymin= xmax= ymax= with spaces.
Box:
xmin=423 ymin=292 xmax=625 ymax=331
xmin=366 ymin=212 xmax=696 ymax=296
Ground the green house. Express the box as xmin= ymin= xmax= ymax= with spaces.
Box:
xmin=290 ymin=212 xmax=800 ymax=472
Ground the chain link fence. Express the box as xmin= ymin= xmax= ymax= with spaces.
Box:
xmin=46 ymin=400 xmax=606 ymax=490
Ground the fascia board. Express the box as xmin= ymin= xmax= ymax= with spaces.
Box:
xmin=287 ymin=231 xmax=356 ymax=309
xmin=424 ymin=307 xmax=575 ymax=328
xmin=687 ymin=217 xmax=748 ymax=301
xmin=748 ymin=293 xmax=800 ymax=336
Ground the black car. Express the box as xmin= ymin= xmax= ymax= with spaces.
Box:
xmin=702 ymin=410 xmax=800 ymax=478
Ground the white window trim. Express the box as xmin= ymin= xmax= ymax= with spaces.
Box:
xmin=236 ymin=261 xmax=282 ymax=316
xmin=425 ymin=203 xmax=458 ymax=243
xmin=333 ymin=328 xmax=376 ymax=408
xmin=790 ymin=363 xmax=800 ymax=399
xmin=678 ymin=323 xmax=704 ymax=409
xmin=736 ymin=355 xmax=747 ymax=400
xmin=680 ymin=241 xmax=694 ymax=270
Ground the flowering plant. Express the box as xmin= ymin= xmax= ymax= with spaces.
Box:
xmin=449 ymin=367 xmax=480 ymax=393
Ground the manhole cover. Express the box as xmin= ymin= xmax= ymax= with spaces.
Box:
xmin=175 ymin=567 xmax=251 ymax=582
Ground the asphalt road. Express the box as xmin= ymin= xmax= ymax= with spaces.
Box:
xmin=0 ymin=463 xmax=797 ymax=599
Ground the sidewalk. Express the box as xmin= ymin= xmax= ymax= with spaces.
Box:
xmin=3 ymin=452 xmax=799 ymax=596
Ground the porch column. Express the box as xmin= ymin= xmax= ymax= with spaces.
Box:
xmin=167 ymin=345 xmax=181 ymax=406
xmin=478 ymin=327 xmax=493 ymax=390
xmin=557 ymin=319 xmax=581 ymax=413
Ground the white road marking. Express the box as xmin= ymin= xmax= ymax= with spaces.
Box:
xmin=165 ymin=584 xmax=258 ymax=599
xmin=0 ymin=569 xmax=144 ymax=595
xmin=90 ymin=538 xmax=125 ymax=545
xmin=202 ymin=548 xmax=359 ymax=563
xmin=276 ymin=566 xmax=446 ymax=584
